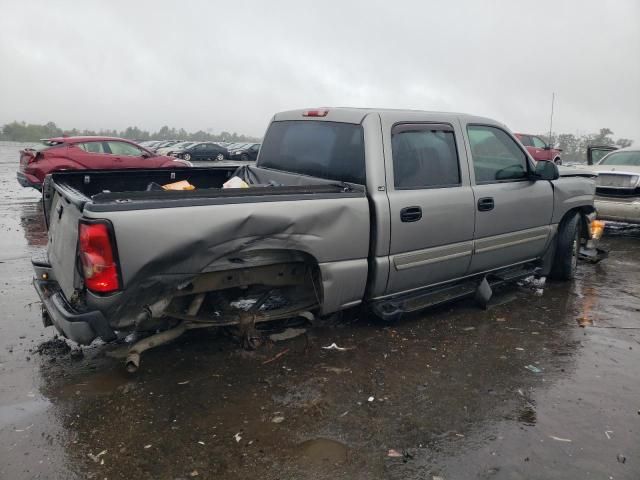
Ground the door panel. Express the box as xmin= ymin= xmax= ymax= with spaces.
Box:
xmin=464 ymin=124 xmax=554 ymax=273
xmin=383 ymin=120 xmax=475 ymax=295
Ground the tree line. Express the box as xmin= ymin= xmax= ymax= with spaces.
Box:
xmin=540 ymin=128 xmax=632 ymax=163
xmin=0 ymin=121 xmax=261 ymax=143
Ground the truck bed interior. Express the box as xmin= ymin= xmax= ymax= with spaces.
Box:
xmin=48 ymin=166 xmax=363 ymax=207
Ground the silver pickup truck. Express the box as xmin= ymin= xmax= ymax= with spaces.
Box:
xmin=33 ymin=108 xmax=599 ymax=370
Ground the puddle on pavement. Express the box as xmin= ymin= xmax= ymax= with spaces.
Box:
xmin=50 ymin=369 xmax=132 ymax=399
xmin=296 ymin=438 xmax=349 ymax=464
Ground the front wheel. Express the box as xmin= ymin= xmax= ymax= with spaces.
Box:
xmin=554 ymin=157 xmax=562 ymax=165
xmin=550 ymin=213 xmax=581 ymax=280
xmin=182 ymin=153 xmax=191 ymax=161
xmin=216 ymin=153 xmax=225 ymax=161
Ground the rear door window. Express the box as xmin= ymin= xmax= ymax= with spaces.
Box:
xmin=259 ymin=120 xmax=366 ymax=184
xmin=518 ymin=135 xmax=533 ymax=147
xmin=391 ymin=124 xmax=460 ymax=189
xmin=467 ymin=125 xmax=529 ymax=183
xmin=106 ymin=141 xmax=143 ymax=156
xmin=77 ymin=142 xmax=107 ymax=154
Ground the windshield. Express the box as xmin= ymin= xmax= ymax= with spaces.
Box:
xmin=259 ymin=120 xmax=365 ymax=184
xmin=599 ymin=151 xmax=640 ymax=167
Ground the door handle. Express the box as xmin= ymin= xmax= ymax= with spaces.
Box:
xmin=400 ymin=206 xmax=422 ymax=222
xmin=477 ymin=197 xmax=494 ymax=212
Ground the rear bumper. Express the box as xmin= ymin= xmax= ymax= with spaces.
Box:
xmin=595 ymin=197 xmax=640 ymax=224
xmin=32 ymin=271 xmax=116 ymax=345
xmin=17 ymin=171 xmax=41 ymax=189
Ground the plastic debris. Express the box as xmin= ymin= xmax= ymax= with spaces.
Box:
xmin=605 ymin=431 xmax=613 ymax=439
xmin=144 ymin=444 xmax=152 ymax=449
xmin=178 ymin=380 xmax=190 ymax=385
xmin=387 ymin=449 xmax=403 ymax=458
xmin=322 ymin=343 xmax=353 ymax=351
xmin=368 ymin=396 xmax=375 ymax=402
xmin=462 ymin=326 xmax=476 ymax=331
xmin=162 ymin=180 xmax=195 ymax=191
xmin=223 ymin=176 xmax=249 ymax=189
xmin=515 ymin=347 xmax=525 ymax=351
xmin=617 ymin=454 xmax=626 ymax=464
xmin=87 ymin=449 xmax=107 ymax=463
xmin=524 ymin=365 xmax=543 ymax=374
xmin=198 ymin=441 xmax=205 ymax=445
xmin=190 ymin=470 xmax=199 ymax=477
xmin=271 ymin=416 xmax=285 ymax=424
xmin=549 ymin=436 xmax=572 ymax=442
xmin=234 ymin=432 xmax=242 ymax=443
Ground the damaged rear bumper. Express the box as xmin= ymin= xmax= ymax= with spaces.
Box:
xmin=32 ymin=274 xmax=116 ymax=345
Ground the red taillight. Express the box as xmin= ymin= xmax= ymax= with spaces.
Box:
xmin=78 ymin=221 xmax=120 ymax=293
xmin=302 ymin=109 xmax=329 ymax=117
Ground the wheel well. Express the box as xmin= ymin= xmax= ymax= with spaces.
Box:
xmin=560 ymin=207 xmax=593 ymax=239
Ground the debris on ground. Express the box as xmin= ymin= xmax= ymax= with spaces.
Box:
xmin=35 ymin=337 xmax=70 ymax=356
xmin=87 ymin=449 xmax=107 ymax=462
xmin=605 ymin=431 xmax=613 ymax=439
xmin=322 ymin=343 xmax=354 ymax=351
xmin=262 ymin=348 xmax=289 ymax=365
xmin=234 ymin=432 xmax=242 ymax=443
xmin=577 ymin=317 xmax=594 ymax=328
xmin=549 ymin=435 xmax=572 ymax=442
xmin=271 ymin=416 xmax=285 ymax=424
xmin=617 ymin=453 xmax=626 ymax=464
xmin=269 ymin=328 xmax=306 ymax=342
xmin=321 ymin=366 xmax=352 ymax=374
xmin=178 ymin=380 xmax=190 ymax=385
xmin=387 ymin=449 xmax=403 ymax=457
xmin=367 ymin=396 xmax=375 ymax=402
xmin=524 ymin=365 xmax=543 ymax=374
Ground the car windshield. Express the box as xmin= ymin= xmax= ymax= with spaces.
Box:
xmin=599 ymin=151 xmax=640 ymax=167
xmin=259 ymin=120 xmax=366 ymax=184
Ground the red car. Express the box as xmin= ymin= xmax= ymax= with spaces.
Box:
xmin=514 ymin=133 xmax=562 ymax=165
xmin=17 ymin=136 xmax=191 ymax=189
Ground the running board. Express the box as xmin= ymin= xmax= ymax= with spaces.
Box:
xmin=371 ymin=265 xmax=539 ymax=322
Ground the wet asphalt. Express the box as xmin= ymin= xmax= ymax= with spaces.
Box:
xmin=1 ymin=141 xmax=639 ymax=480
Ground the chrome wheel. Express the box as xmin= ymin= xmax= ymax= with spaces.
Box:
xmin=183 ymin=153 xmax=191 ymax=161
xmin=216 ymin=153 xmax=224 ymax=161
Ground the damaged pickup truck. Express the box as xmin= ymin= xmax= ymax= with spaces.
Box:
xmin=33 ymin=108 xmax=600 ymax=371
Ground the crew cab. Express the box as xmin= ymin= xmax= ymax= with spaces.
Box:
xmin=17 ymin=136 xmax=190 ymax=189
xmin=515 ymin=133 xmax=563 ymax=165
xmin=32 ymin=108 xmax=599 ymax=371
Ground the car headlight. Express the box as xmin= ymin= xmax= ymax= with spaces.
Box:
xmin=234 ymin=151 xmax=242 ymax=155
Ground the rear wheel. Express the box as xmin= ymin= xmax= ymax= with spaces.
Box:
xmin=216 ymin=153 xmax=225 ymax=161
xmin=550 ymin=213 xmax=581 ymax=280
xmin=554 ymin=157 xmax=562 ymax=165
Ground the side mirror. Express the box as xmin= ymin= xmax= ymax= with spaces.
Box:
xmin=532 ymin=160 xmax=559 ymax=181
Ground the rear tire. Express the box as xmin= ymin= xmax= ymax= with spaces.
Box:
xmin=554 ymin=157 xmax=562 ymax=165
xmin=550 ymin=213 xmax=581 ymax=280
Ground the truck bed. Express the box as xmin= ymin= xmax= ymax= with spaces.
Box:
xmin=43 ymin=165 xmax=370 ymax=336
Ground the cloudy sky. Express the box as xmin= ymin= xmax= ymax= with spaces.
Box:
xmin=1 ymin=0 xmax=639 ymax=141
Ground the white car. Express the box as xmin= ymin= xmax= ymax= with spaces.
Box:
xmin=589 ymin=146 xmax=640 ymax=224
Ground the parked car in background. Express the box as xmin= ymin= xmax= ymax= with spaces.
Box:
xmin=171 ymin=142 xmax=228 ymax=161
xmin=157 ymin=141 xmax=196 ymax=155
xmin=17 ymin=136 xmax=190 ymax=189
xmin=587 ymin=146 xmax=640 ymax=224
xmin=149 ymin=140 xmax=180 ymax=152
xmin=228 ymin=143 xmax=261 ymax=161
xmin=515 ymin=133 xmax=562 ymax=165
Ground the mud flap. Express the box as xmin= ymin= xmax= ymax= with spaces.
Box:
xmin=474 ymin=277 xmax=493 ymax=309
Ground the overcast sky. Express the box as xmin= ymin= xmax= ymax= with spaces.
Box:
xmin=1 ymin=0 xmax=639 ymax=141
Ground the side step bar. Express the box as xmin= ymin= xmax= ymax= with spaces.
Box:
xmin=371 ymin=265 xmax=539 ymax=322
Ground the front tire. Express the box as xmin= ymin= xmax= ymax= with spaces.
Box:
xmin=216 ymin=153 xmax=225 ymax=161
xmin=183 ymin=153 xmax=191 ymax=161
xmin=554 ymin=157 xmax=562 ymax=165
xmin=550 ymin=213 xmax=581 ymax=280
